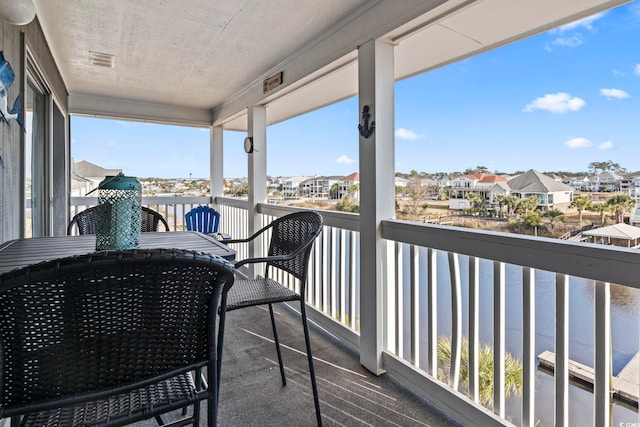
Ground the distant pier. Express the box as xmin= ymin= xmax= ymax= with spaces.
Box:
xmin=538 ymin=350 xmax=639 ymax=406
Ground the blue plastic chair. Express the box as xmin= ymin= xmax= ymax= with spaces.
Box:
xmin=185 ymin=205 xmax=221 ymax=234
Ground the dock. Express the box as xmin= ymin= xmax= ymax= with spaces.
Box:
xmin=537 ymin=350 xmax=639 ymax=405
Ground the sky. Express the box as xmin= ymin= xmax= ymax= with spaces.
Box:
xmin=72 ymin=1 xmax=640 ymax=179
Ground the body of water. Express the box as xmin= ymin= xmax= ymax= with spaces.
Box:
xmin=400 ymin=249 xmax=639 ymax=426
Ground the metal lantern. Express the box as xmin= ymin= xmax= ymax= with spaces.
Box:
xmin=95 ymin=174 xmax=142 ymax=250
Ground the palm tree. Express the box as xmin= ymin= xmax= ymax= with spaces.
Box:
xmin=590 ymin=202 xmax=611 ymax=225
xmin=437 ymin=336 xmax=523 ymax=409
xmin=570 ymin=195 xmax=592 ymax=224
xmin=494 ymin=194 xmax=506 ymax=215
xmin=542 ymin=208 xmax=565 ymax=231
xmin=606 ymin=194 xmax=635 ymax=224
xmin=329 ymin=183 xmax=339 ymax=199
xmin=503 ymin=195 xmax=520 ymax=218
xmin=516 ymin=196 xmax=539 ymax=216
xmin=465 ymin=192 xmax=483 ymax=209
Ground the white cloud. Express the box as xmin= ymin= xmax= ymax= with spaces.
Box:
xmin=524 ymin=93 xmax=586 ymax=113
xmin=335 ymin=154 xmax=354 ymax=165
xmin=554 ymin=12 xmax=605 ymax=33
xmin=549 ymin=35 xmax=584 ymax=49
xmin=564 ymin=137 xmax=592 ymax=148
xmin=599 ymin=141 xmax=614 ymax=150
xmin=600 ymin=88 xmax=630 ymax=99
xmin=635 ymin=64 xmax=640 ymax=76
xmin=395 ymin=128 xmax=422 ymax=140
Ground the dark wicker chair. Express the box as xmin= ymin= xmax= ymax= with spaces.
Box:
xmin=221 ymin=211 xmax=323 ymax=426
xmin=67 ymin=206 xmax=170 ymax=235
xmin=0 ymin=248 xmax=235 ymax=427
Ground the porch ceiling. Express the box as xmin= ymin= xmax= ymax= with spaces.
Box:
xmin=32 ymin=0 xmax=628 ymax=129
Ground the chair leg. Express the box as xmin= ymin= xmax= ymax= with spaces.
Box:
xmin=269 ymin=303 xmax=287 ymax=386
xmin=217 ymin=295 xmax=228 ymax=396
xmin=154 ymin=414 xmax=170 ymax=425
xmin=300 ymin=302 xmax=322 ymax=426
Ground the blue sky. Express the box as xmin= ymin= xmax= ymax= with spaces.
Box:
xmin=72 ymin=1 xmax=640 ymax=179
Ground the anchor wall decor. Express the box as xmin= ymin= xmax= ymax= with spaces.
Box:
xmin=358 ymin=105 xmax=375 ymax=138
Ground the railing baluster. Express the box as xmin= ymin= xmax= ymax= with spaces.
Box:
xmin=555 ymin=273 xmax=569 ymax=427
xmin=493 ymin=261 xmax=506 ymax=417
xmin=331 ymin=227 xmax=337 ymax=319
xmin=448 ymin=252 xmax=461 ymax=389
xmin=410 ymin=244 xmax=419 ymax=367
xmin=522 ymin=267 xmax=536 ymax=427
xmin=468 ymin=256 xmax=479 ymax=403
xmin=427 ymin=248 xmax=437 ymax=377
xmin=340 ymin=228 xmax=346 ymax=324
xmin=350 ymin=230 xmax=357 ymax=330
xmin=322 ymin=227 xmax=329 ymax=315
xmin=594 ymin=280 xmax=611 ymax=427
xmin=395 ymin=241 xmax=403 ymax=357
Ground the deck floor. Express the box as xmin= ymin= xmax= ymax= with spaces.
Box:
xmin=137 ymin=302 xmax=462 ymax=427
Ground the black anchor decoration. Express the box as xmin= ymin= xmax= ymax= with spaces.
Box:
xmin=358 ymin=105 xmax=375 ymax=138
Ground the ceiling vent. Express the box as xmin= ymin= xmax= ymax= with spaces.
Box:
xmin=89 ymin=51 xmax=115 ymax=68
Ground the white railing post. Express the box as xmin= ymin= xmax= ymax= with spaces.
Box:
xmin=247 ymin=106 xmax=266 ymax=277
xmin=357 ymin=38 xmax=395 ymax=374
xmin=210 ymin=126 xmax=224 ymax=205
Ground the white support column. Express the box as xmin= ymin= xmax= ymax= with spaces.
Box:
xmin=210 ymin=126 xmax=224 ymax=205
xmin=247 ymin=106 xmax=267 ymax=270
xmin=358 ymin=38 xmax=395 ymax=374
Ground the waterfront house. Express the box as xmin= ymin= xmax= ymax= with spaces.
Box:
xmin=448 ymin=173 xmax=508 ymax=209
xmin=507 ymin=169 xmax=574 ymax=210
xmin=300 ymin=175 xmax=342 ymax=198
xmin=338 ymin=172 xmax=360 ymax=199
xmin=0 ymin=1 xmax=637 ymax=426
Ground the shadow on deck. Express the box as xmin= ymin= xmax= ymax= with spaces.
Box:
xmin=138 ymin=303 xmax=462 ymax=426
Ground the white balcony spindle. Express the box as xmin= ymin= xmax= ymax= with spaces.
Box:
xmin=555 ymin=273 xmax=569 ymax=427
xmin=448 ymin=252 xmax=461 ymax=389
xmin=522 ymin=267 xmax=535 ymax=427
xmin=350 ymin=230 xmax=357 ymax=330
xmin=340 ymin=229 xmax=347 ymax=324
xmin=427 ymin=248 xmax=437 ymax=377
xmin=468 ymin=256 xmax=480 ymax=403
xmin=493 ymin=261 xmax=505 ymax=418
xmin=331 ymin=227 xmax=338 ymax=318
xmin=395 ymin=241 xmax=403 ymax=357
xmin=411 ymin=244 xmax=419 ymax=366
xmin=594 ymin=280 xmax=611 ymax=427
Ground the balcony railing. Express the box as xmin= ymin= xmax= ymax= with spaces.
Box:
xmin=70 ymin=196 xmax=640 ymax=426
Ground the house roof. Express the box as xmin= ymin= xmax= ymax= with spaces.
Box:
xmin=583 ymin=224 xmax=640 ymax=241
xmin=73 ymin=160 xmax=122 ymax=178
xmin=507 ymin=169 xmax=573 ymax=193
xmin=341 ymin=172 xmax=359 ymax=182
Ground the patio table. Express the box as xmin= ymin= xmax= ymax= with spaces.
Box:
xmin=0 ymin=231 xmax=236 ymax=274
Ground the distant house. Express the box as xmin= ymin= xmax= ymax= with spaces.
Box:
xmin=300 ymin=175 xmax=342 ymax=198
xmin=448 ymin=173 xmax=508 ymax=209
xmin=567 ymin=176 xmax=589 ymax=191
xmin=620 ymin=171 xmax=640 ymax=193
xmin=597 ymin=172 xmax=622 ymax=192
xmin=339 ymin=172 xmax=360 ymax=199
xmin=507 ymin=169 xmax=573 ymax=210
xmin=280 ymin=176 xmax=310 ymax=199
xmin=71 ymin=159 xmax=122 ymax=197
xmin=394 ymin=176 xmax=408 ymax=188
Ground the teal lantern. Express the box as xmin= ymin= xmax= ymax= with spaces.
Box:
xmin=95 ymin=174 xmax=142 ymax=250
